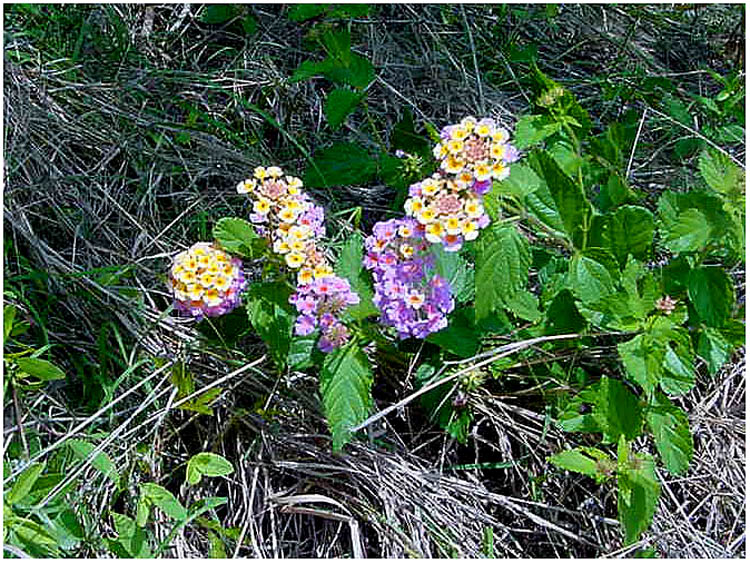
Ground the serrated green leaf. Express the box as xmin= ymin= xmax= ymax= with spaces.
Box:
xmin=305 ymin=142 xmax=376 ymax=188
xmin=617 ymin=448 xmax=660 ymax=545
xmin=186 ymin=453 xmax=234 ymax=486
xmin=660 ymin=208 xmax=711 ymax=253
xmin=290 ymin=59 xmax=334 ymax=83
xmin=698 ymin=149 xmax=745 ymax=201
xmin=663 ymin=93 xmax=692 ymax=126
xmin=7 ymin=462 xmax=45 ymax=505
xmin=697 ymin=327 xmax=733 ymax=375
xmin=593 ymin=377 xmax=643 ymax=443
xmin=426 ymin=308 xmax=481 ymax=358
xmin=68 ymin=439 xmax=120 ymax=484
xmin=246 ymin=282 xmax=295 ymax=371
xmin=288 ymin=332 xmax=321 ymax=370
xmin=605 ymin=206 xmax=654 ymax=265
xmin=527 ymin=149 xmax=592 ymax=249
xmin=391 ymin=109 xmax=431 ymax=157
xmin=548 ymin=447 xmax=613 ymax=482
xmin=320 ymin=343 xmax=373 ymax=450
xmin=140 ymin=483 xmax=187 ymax=521
xmin=687 ymin=266 xmax=735 ymax=327
xmin=568 ymin=254 xmax=615 ymax=304
xmin=430 ymin=245 xmax=473 ymax=303
xmin=287 ymin=4 xmax=329 ymax=21
xmin=646 ymin=393 xmax=693 ymax=475
xmin=486 ymin=162 xmax=543 ymax=220
xmin=513 ymin=114 xmax=561 ymax=150
xmin=213 ymin=217 xmax=263 ymax=258
xmin=9 ymin=517 xmax=61 ymax=554
xmin=474 ymin=224 xmax=531 ymax=322
xmin=505 ymin=289 xmax=542 ymax=322
xmin=334 ymin=233 xmax=379 ymax=320
xmin=618 ymin=334 xmax=659 ymax=394
xmin=597 ymin=173 xmax=632 ymax=213
xmin=325 ymin=88 xmax=362 ymax=129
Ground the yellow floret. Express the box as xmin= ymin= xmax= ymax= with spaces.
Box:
xmin=462 ymin=220 xmax=479 ymax=241
xmin=475 ymin=123 xmax=492 ymax=137
xmin=253 ymin=166 xmax=267 ymax=180
xmin=314 ymin=265 xmax=333 ymax=279
xmin=273 ymin=240 xmax=291 ymax=254
xmin=491 ymin=162 xmax=510 ymax=181
xmin=187 ymin=284 xmax=204 ymax=301
xmin=267 ymin=166 xmax=283 ymax=178
xmin=285 ymin=253 xmax=305 ymax=269
xmin=298 ymin=268 xmax=314 ymax=285
xmin=447 ymin=139 xmax=464 ymax=154
xmin=442 ymin=155 xmax=464 ymax=174
xmin=203 ymin=288 xmax=222 ymax=307
xmin=444 ymin=216 xmax=461 ymax=235
xmin=417 ymin=208 xmax=437 ymax=224
xmin=214 ymin=275 xmax=231 ymax=291
xmin=199 ymin=272 xmax=215 ymax=288
xmin=425 ymin=222 xmax=444 ymax=243
xmin=465 ymin=200 xmax=483 ymax=218
xmin=278 ymin=207 xmax=298 ymax=223
xmin=474 ymin=163 xmax=492 ymax=181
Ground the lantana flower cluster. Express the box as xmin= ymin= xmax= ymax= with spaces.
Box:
xmin=236 ymin=165 xmax=358 ymax=352
xmin=364 ymin=115 xmax=519 ymax=340
xmin=168 ymin=242 xmax=246 ymax=320
xmin=364 ymin=218 xmax=454 ymax=339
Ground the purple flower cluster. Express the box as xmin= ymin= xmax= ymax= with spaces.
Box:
xmin=289 ymin=275 xmax=361 ymax=352
xmin=364 ymin=218 xmax=454 ymax=339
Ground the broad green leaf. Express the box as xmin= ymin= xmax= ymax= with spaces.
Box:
xmin=186 ymin=453 xmax=234 ymax=486
xmin=618 ymin=335 xmax=659 ymax=394
xmin=325 ymin=88 xmax=362 ymax=129
xmin=50 ymin=508 xmax=85 ymax=551
xmin=660 ymin=208 xmax=711 ymax=253
xmin=548 ymin=139 xmax=584 ymax=179
xmin=201 ymin=4 xmax=237 ymax=24
xmin=617 ymin=442 xmax=660 ymax=545
xmin=426 ymin=309 xmax=481 ymax=358
xmin=304 ymin=142 xmax=377 ymax=188
xmin=287 ymin=4 xmax=329 ymax=21
xmin=698 ymin=149 xmax=745 ymax=202
xmin=68 ymin=439 xmax=120 ymax=484
xmin=663 ymin=93 xmax=692 ymax=126
xmin=486 ymin=162 xmax=543 ymax=220
xmin=213 ymin=217 xmax=263 ymax=258
xmin=504 ymin=289 xmax=542 ymax=322
xmin=568 ymin=254 xmax=615 ymax=304
xmin=391 ymin=109 xmax=431 ymax=158
xmin=241 ymin=14 xmax=257 ymax=35
xmin=15 ymin=357 xmax=66 ymax=381
xmin=5 ymin=304 xmax=16 ymax=341
xmin=140 ymin=483 xmax=188 ymax=521
xmin=545 ymin=289 xmax=587 ymax=335
xmin=597 ymin=174 xmax=631 ymax=214
xmin=320 ymin=343 xmax=373 ymax=450
xmin=548 ymin=447 xmax=614 ymax=482
xmin=474 ymin=224 xmax=531 ymax=322
xmin=7 ymin=462 xmax=45 ymax=505
xmin=111 ymin=512 xmax=152 ymax=558
xmin=334 ymin=233 xmax=379 ymax=320
xmin=513 ymin=114 xmax=561 ymax=149
xmin=246 ymin=282 xmax=295 ymax=370
xmin=605 ymin=206 xmax=654 ymax=265
xmin=290 ymin=59 xmax=333 ymax=83
xmin=319 ymin=30 xmax=374 ymax=89
xmin=524 ymin=181 xmax=567 ymax=237
xmin=288 ymin=332 xmax=321 ymax=370
xmin=697 ymin=327 xmax=733 ymax=375
xmin=528 ymin=62 xmax=592 ymax=136
xmin=9 ymin=517 xmax=61 ymax=554
xmin=527 ymin=149 xmax=592 ymax=249
xmin=687 ymin=266 xmax=734 ymax=327
xmin=430 ymin=245 xmax=473 ymax=303
xmin=646 ymin=393 xmax=693 ymax=475
xmin=661 ymin=345 xmax=695 ymax=395
xmin=593 ymin=377 xmax=643 ymax=443
xmin=558 ymin=386 xmax=602 ymax=433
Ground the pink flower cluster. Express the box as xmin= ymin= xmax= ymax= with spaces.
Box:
xmin=364 ymin=218 xmax=454 ymax=339
xmin=289 ymin=275 xmax=361 ymax=352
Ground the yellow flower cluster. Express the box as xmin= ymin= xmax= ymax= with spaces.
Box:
xmin=236 ymin=166 xmax=334 ymax=285
xmin=432 ymin=116 xmax=517 ymax=185
xmin=168 ymin=242 xmax=246 ymax=317
xmin=404 ymin=174 xmax=489 ymax=251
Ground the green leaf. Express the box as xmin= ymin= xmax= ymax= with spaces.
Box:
xmin=287 ymin=4 xmax=329 ymax=21
xmin=111 ymin=512 xmax=152 ymax=558
xmin=660 ymin=208 xmax=711 ymax=253
xmin=504 ymin=289 xmax=542 ymax=322
xmin=474 ymin=224 xmax=531 ymax=322
xmin=201 ymin=4 xmax=237 ymax=24
xmin=334 ymin=232 xmax=379 ymax=320
xmin=213 ymin=217 xmax=263 ymax=258
xmin=513 ymin=114 xmax=561 ymax=150
xmin=618 ymin=334 xmax=659 ymax=394
xmin=320 ymin=343 xmax=373 ymax=450
xmin=430 ymin=245 xmax=473 ymax=303
xmin=9 ymin=517 xmax=61 ymax=555
xmin=140 ymin=483 xmax=188 ymax=521
xmin=5 ymin=304 xmax=16 ymax=341
xmin=287 ymin=332 xmax=322 ymax=370
xmin=597 ymin=173 xmax=632 ymax=213
xmin=527 ymin=149 xmax=592 ymax=249
xmin=605 ymin=206 xmax=654 ymax=265
xmin=15 ymin=357 xmax=66 ymax=381
xmin=304 ymin=142 xmax=377 ymax=188
xmin=568 ymin=254 xmax=615 ymax=304
xmin=7 ymin=462 xmax=45 ymax=505
xmin=697 ymin=327 xmax=733 ymax=375
xmin=426 ymin=309 xmax=481 ymax=358
xmin=186 ymin=453 xmax=234 ymax=486
xmin=486 ymin=162 xmax=543 ymax=220
xmin=391 ymin=109 xmax=431 ymax=157
xmin=687 ymin=266 xmax=735 ymax=327
xmin=698 ymin=148 xmax=745 ymax=202
xmin=593 ymin=377 xmax=643 ymax=443
xmin=663 ymin=93 xmax=692 ymax=126
xmin=325 ymin=88 xmax=362 ymax=129
xmin=617 ymin=439 xmax=660 ymax=545
xmin=290 ymin=59 xmax=334 ymax=83
xmin=68 ymin=439 xmax=120 ymax=484
xmin=646 ymin=393 xmax=693 ymax=475
xmin=241 ymin=14 xmax=257 ymax=35
xmin=548 ymin=447 xmax=614 ymax=482
xmin=246 ymin=282 xmax=295 ymax=370
xmin=545 ymin=289 xmax=587 ymax=334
